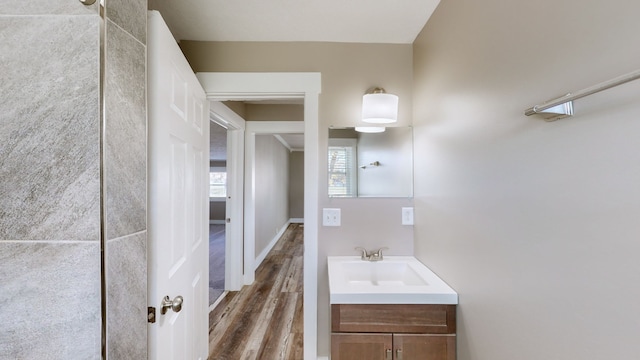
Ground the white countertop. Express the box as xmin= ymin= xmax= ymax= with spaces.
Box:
xmin=328 ymin=256 xmax=458 ymax=305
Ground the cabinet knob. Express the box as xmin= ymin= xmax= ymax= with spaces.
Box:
xmin=396 ymin=348 xmax=403 ymax=360
xmin=385 ymin=349 xmax=392 ymax=360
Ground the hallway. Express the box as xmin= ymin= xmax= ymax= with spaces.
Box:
xmin=208 ymin=223 xmax=304 ymax=359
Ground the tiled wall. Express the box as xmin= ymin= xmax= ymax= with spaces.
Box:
xmin=0 ymin=2 xmax=102 ymax=359
xmin=104 ymin=0 xmax=147 ymax=358
xmin=0 ymin=0 xmax=147 ymax=358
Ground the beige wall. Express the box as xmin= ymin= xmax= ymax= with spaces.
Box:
xmin=221 ymin=102 xmax=304 ymax=121
xmin=209 ymin=201 xmax=225 ymax=222
xmin=181 ymin=41 xmax=416 ymax=356
xmin=255 ymin=134 xmax=291 ymax=258
xmin=289 ymin=151 xmax=304 ymax=219
xmin=246 ymin=103 xmax=304 ymax=121
xmin=221 ymin=101 xmax=246 ymax=118
xmin=180 ymin=42 xmax=413 ymax=128
xmin=413 ymin=0 xmax=640 ymax=359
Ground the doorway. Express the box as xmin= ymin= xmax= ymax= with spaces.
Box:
xmin=209 ymin=102 xmax=246 ymax=296
xmin=208 ymin=121 xmax=227 ymax=306
xmin=198 ymin=72 xmax=321 ymax=359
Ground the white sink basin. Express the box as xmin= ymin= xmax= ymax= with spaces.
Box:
xmin=328 ymin=256 xmax=458 ymax=304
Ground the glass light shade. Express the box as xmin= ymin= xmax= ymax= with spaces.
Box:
xmin=362 ymin=93 xmax=399 ymax=124
xmin=355 ymin=126 xmax=386 ymax=133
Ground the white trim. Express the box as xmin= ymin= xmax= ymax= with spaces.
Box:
xmin=209 ymin=220 xmax=225 ymax=225
xmin=198 ymin=72 xmax=317 ymax=99
xmin=290 ymin=218 xmax=304 ymax=224
xmin=274 ymin=134 xmax=293 ymax=152
xmin=254 ymin=221 xmax=290 ymax=270
xmin=302 ymin=80 xmax=320 ymax=360
xmin=207 ymin=291 xmax=229 ymax=313
xmin=197 ymin=72 xmax=321 ymax=360
xmin=209 ymin=101 xmax=247 ymax=131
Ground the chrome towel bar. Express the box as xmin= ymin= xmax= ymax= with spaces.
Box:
xmin=525 ymin=69 xmax=640 ymax=121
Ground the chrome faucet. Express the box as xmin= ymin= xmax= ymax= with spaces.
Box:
xmin=355 ymin=247 xmax=388 ymax=261
xmin=355 ymin=247 xmax=369 ymax=261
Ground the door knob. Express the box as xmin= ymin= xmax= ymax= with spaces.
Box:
xmin=160 ymin=295 xmax=184 ymax=314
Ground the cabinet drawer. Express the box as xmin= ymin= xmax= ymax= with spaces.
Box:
xmin=331 ymin=304 xmax=456 ymax=334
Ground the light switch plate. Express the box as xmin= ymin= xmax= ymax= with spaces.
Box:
xmin=402 ymin=207 xmax=414 ymax=225
xmin=323 ymin=208 xmax=341 ymax=226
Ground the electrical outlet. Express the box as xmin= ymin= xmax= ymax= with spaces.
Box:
xmin=402 ymin=207 xmax=414 ymax=225
xmin=322 ymin=208 xmax=341 ymax=226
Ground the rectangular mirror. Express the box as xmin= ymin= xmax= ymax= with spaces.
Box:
xmin=328 ymin=127 xmax=413 ymax=198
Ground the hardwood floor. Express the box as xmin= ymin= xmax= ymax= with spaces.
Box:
xmin=208 ymin=223 xmax=304 ymax=360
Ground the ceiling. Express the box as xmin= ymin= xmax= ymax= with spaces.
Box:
xmin=148 ymin=0 xmax=441 ymax=43
xmin=276 ymin=134 xmax=305 ymax=150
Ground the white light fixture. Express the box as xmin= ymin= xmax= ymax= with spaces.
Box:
xmin=362 ymin=87 xmax=399 ymax=124
xmin=355 ymin=126 xmax=386 ymax=133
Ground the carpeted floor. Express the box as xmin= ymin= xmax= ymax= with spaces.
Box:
xmin=209 ymin=224 xmax=225 ymax=306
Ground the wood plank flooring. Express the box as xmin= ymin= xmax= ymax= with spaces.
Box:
xmin=208 ymin=223 xmax=304 ymax=360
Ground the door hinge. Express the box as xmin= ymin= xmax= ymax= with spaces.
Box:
xmin=148 ymin=307 xmax=156 ymax=323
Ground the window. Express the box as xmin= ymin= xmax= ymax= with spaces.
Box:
xmin=210 ymin=169 xmax=227 ymax=198
xmin=328 ymin=139 xmax=357 ymax=197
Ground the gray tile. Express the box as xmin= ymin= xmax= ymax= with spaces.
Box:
xmin=105 ymin=21 xmax=147 ymax=240
xmin=0 ymin=241 xmax=101 ymax=359
xmin=107 ymin=232 xmax=147 ymax=359
xmin=106 ymin=0 xmax=147 ymax=44
xmin=0 ymin=0 xmax=98 ymax=15
xmin=0 ymin=16 xmax=101 ymax=241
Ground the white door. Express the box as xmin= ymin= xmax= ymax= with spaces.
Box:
xmin=147 ymin=11 xmax=209 ymax=360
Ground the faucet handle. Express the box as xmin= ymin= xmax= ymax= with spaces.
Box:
xmin=371 ymin=247 xmax=389 ymax=261
xmin=354 ymin=247 xmax=369 ymax=260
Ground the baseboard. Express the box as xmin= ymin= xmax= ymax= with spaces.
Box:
xmin=209 ymin=219 xmax=225 ymax=225
xmin=317 ymin=357 xmax=329 ymax=360
xmin=253 ymin=219 xmax=304 ymax=272
xmin=208 ymin=291 xmax=229 ymax=313
xmin=254 ymin=221 xmax=291 ymax=271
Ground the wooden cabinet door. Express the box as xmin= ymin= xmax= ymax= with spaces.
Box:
xmin=393 ymin=334 xmax=456 ymax=360
xmin=332 ymin=333 xmax=393 ymax=360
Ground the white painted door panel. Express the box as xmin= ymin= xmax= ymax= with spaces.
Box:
xmin=148 ymin=11 xmax=209 ymax=360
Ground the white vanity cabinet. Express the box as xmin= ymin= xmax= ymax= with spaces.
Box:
xmin=330 ymin=304 xmax=456 ymax=360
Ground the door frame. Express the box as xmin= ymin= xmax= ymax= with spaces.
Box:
xmin=197 ymin=72 xmax=321 ymax=360
xmin=208 ymin=102 xmax=245 ymax=291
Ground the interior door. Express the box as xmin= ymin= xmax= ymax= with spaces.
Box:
xmin=147 ymin=10 xmax=209 ymax=360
